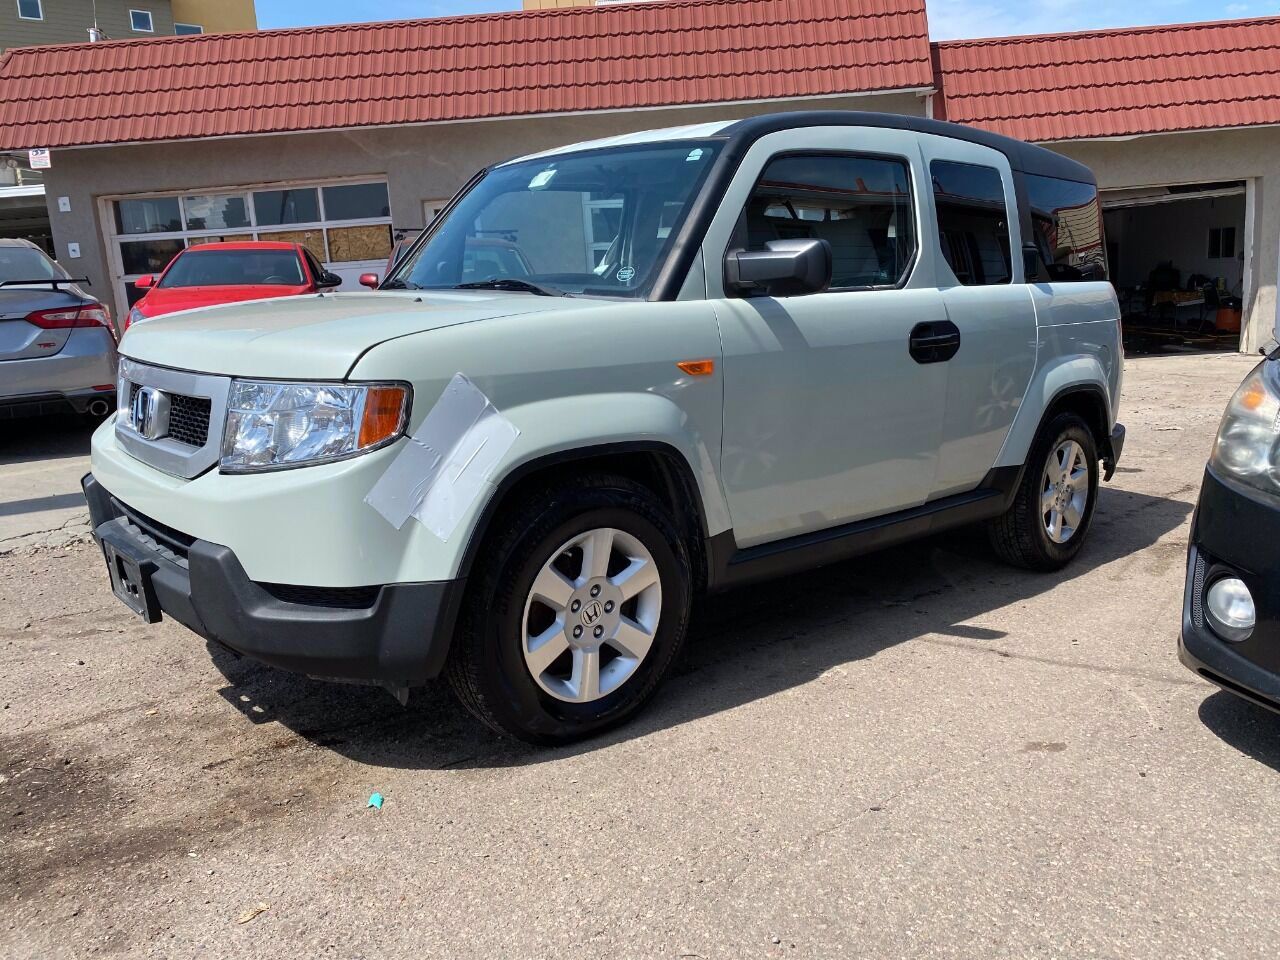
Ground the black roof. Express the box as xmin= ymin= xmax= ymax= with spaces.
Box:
xmin=721 ymin=111 xmax=1096 ymax=185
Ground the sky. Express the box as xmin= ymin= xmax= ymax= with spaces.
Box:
xmin=256 ymin=1 xmax=1268 ymax=41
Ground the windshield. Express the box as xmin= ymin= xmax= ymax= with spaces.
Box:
xmin=0 ymin=245 xmax=63 ymax=283
xmin=390 ymin=140 xmax=722 ymax=298
xmin=160 ymin=249 xmax=305 ymax=288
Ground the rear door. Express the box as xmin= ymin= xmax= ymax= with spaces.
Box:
xmin=917 ymin=135 xmax=1037 ymax=498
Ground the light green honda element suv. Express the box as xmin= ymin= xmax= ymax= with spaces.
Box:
xmin=84 ymin=112 xmax=1124 ymax=743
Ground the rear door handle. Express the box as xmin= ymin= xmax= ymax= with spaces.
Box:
xmin=909 ymin=321 xmax=961 ymax=364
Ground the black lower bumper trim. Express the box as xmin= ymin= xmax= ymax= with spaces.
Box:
xmin=1102 ymin=423 xmax=1125 ymax=481
xmin=1180 ymin=471 xmax=1280 ymax=715
xmin=82 ymin=473 xmax=463 ymax=686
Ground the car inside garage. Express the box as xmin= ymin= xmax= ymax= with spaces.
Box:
xmin=1102 ymin=182 xmax=1249 ymax=353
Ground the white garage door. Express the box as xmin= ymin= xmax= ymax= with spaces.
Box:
xmin=104 ymin=178 xmax=394 ymax=318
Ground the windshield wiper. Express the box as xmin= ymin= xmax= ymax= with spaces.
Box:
xmin=380 ymin=278 xmax=420 ymax=290
xmin=453 ymin=278 xmax=571 ymax=297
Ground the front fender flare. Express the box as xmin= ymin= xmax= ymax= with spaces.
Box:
xmin=451 ymin=392 xmax=730 ymax=580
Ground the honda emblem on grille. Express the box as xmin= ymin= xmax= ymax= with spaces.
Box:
xmin=129 ymin=386 xmax=170 ymax=441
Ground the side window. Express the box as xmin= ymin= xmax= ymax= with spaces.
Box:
xmin=930 ymin=160 xmax=1011 ymax=285
xmin=1026 ymin=173 xmax=1108 ymax=282
xmin=736 ymin=153 xmax=916 ymax=289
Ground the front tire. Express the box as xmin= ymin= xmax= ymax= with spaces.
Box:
xmin=987 ymin=413 xmax=1099 ymax=571
xmin=446 ymin=474 xmax=692 ymax=744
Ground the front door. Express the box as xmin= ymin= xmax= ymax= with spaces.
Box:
xmin=704 ymin=133 xmax=950 ymax=548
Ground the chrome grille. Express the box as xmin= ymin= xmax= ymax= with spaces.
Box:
xmin=116 ymin=359 xmax=231 ymax=479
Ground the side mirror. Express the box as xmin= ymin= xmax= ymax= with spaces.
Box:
xmin=725 ymin=239 xmax=832 ymax=297
xmin=1022 ymin=243 xmax=1041 ymax=282
xmin=359 ymin=273 xmax=380 ymax=290
xmin=134 ymin=274 xmax=154 ymax=290
xmin=317 ymin=271 xmax=343 ymax=289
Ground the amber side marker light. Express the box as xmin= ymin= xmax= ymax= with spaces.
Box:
xmin=359 ymin=385 xmax=409 ymax=448
xmin=676 ymin=359 xmax=715 ymax=377
xmin=1241 ymin=384 xmax=1268 ymax=411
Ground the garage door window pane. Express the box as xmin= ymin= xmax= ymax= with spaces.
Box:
xmin=1027 ymin=174 xmax=1107 ymax=282
xmin=931 ymin=161 xmax=1011 ymax=285
xmin=188 ymin=234 xmax=255 ymax=246
xmin=258 ymin=229 xmax=326 ymax=262
xmin=120 ymin=238 xmax=184 ymax=275
xmin=327 ymin=225 xmax=393 ymax=262
xmin=253 ymin=188 xmax=320 ymax=227
xmin=323 ymin=183 xmax=390 ymax=221
xmin=184 ymin=195 xmax=250 ymax=231
xmin=115 ymin=197 xmax=182 ymax=235
xmin=739 ymin=154 xmax=915 ymax=289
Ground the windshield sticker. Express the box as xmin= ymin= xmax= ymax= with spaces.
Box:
xmin=365 ymin=373 xmax=520 ymax=541
xmin=686 ymin=148 xmax=705 ymax=162
xmin=528 ymin=168 xmax=557 ymax=190
xmin=616 ymin=266 xmax=636 ymax=283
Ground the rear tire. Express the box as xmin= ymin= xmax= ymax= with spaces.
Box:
xmin=446 ymin=474 xmax=691 ymax=744
xmin=987 ymin=413 xmax=1099 ymax=571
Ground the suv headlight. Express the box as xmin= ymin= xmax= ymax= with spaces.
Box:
xmin=1209 ymin=360 xmax=1280 ymax=497
xmin=220 ymin=380 xmax=410 ymax=473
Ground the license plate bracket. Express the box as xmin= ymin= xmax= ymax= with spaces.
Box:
xmin=103 ymin=540 xmax=162 ymax=623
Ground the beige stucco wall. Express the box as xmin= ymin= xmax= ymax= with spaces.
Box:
xmin=1050 ymin=127 xmax=1280 ymax=353
xmin=38 ymin=91 xmax=927 ymax=318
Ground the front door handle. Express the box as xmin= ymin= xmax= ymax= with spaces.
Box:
xmin=909 ymin=321 xmax=961 ymax=364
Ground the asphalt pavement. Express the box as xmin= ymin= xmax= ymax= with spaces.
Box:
xmin=0 ymin=411 xmax=95 ymax=554
xmin=3 ymin=351 xmax=1278 ymax=960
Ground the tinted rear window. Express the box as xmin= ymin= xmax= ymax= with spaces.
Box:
xmin=160 ymin=250 xmax=305 ymax=288
xmin=1026 ymin=174 xmax=1107 ymax=282
xmin=931 ymin=160 xmax=1011 ymax=286
xmin=0 ymin=246 xmax=62 ymax=283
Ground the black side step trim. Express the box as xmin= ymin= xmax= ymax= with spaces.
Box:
xmin=705 ymin=466 xmax=1021 ymax=592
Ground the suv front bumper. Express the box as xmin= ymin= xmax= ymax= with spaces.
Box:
xmin=1180 ymin=468 xmax=1280 ymax=713
xmin=83 ymin=473 xmax=464 ymax=687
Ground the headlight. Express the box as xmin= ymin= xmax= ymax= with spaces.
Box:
xmin=126 ymin=306 xmax=145 ymax=330
xmin=220 ymin=380 xmax=410 ymax=473
xmin=1209 ymin=361 xmax=1280 ymax=498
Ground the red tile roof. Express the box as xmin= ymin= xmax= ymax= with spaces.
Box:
xmin=0 ymin=0 xmax=932 ymax=151
xmin=934 ymin=16 xmax=1280 ymax=142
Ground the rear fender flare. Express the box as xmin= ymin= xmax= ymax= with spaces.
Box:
xmin=995 ymin=355 xmax=1113 ymax=469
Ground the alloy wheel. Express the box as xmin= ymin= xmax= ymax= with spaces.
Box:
xmin=1041 ymin=439 xmax=1089 ymax=544
xmin=521 ymin=527 xmax=663 ymax=703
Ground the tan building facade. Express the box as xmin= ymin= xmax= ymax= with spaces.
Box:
xmin=0 ymin=0 xmax=255 ymax=51
xmin=170 ymin=0 xmax=257 ymax=34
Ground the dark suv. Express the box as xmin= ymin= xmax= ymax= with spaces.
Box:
xmin=1181 ymin=352 xmax=1280 ymax=711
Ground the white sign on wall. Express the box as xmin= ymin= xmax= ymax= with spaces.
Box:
xmin=28 ymin=148 xmax=51 ymax=170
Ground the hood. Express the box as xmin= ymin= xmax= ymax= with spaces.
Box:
xmin=119 ymin=290 xmax=601 ymax=379
xmin=135 ymin=284 xmax=303 ymax=319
